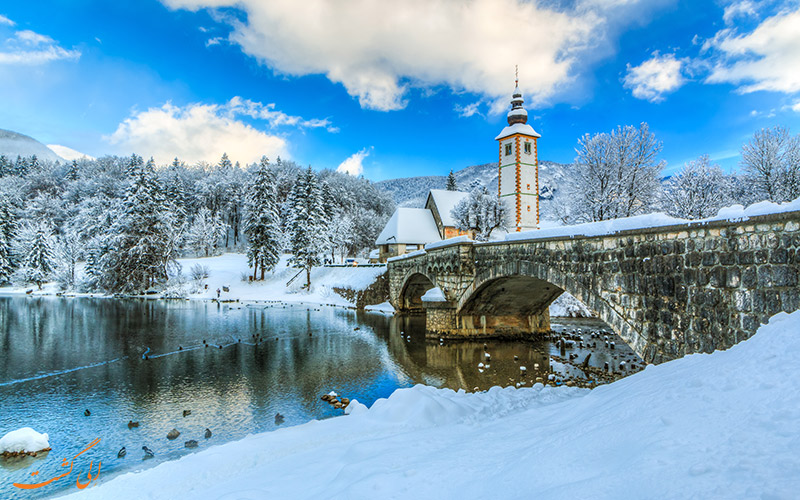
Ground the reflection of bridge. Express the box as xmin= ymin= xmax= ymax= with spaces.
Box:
xmin=388 ymin=211 xmax=800 ymax=363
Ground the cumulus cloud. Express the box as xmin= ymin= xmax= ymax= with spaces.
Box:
xmin=623 ymin=53 xmax=685 ymax=102
xmin=704 ymin=9 xmax=800 ymax=94
xmin=0 ymin=14 xmax=14 ymax=26
xmin=47 ymin=144 xmax=95 ymax=161
xmin=161 ymin=0 xmax=665 ymax=111
xmin=0 ymin=29 xmax=80 ymax=65
xmin=336 ymin=148 xmax=370 ymax=176
xmin=106 ymin=100 xmax=289 ymax=165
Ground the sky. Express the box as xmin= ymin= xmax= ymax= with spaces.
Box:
xmin=0 ymin=0 xmax=798 ymax=180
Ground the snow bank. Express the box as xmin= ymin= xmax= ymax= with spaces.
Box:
xmin=420 ymin=286 xmax=446 ymax=302
xmin=62 ymin=311 xmax=800 ymax=499
xmin=0 ymin=427 xmax=50 ymax=454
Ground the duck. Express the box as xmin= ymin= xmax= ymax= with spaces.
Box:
xmin=117 ymin=447 xmax=126 ymax=458
xmin=142 ymin=446 xmax=154 ymax=458
xmin=204 ymin=428 xmax=212 ymax=439
xmin=127 ymin=420 xmax=139 ymax=429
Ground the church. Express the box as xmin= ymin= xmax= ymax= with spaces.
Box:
xmin=375 ymin=76 xmax=541 ymax=262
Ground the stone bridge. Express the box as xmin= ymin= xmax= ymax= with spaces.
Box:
xmin=387 ymin=211 xmax=800 ymax=363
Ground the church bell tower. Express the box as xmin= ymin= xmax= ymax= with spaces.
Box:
xmin=496 ymin=70 xmax=540 ymax=232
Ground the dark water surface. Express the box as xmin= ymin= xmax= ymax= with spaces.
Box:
xmin=0 ymin=296 xmax=636 ymax=499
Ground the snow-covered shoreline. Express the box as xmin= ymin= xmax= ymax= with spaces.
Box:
xmin=59 ymin=310 xmax=800 ymax=499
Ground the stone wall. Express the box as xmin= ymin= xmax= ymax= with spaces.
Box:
xmin=388 ymin=210 xmax=800 ymax=363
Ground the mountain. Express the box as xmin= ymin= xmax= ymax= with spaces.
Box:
xmin=375 ymin=160 xmax=573 ymax=220
xmin=0 ymin=129 xmax=64 ymax=163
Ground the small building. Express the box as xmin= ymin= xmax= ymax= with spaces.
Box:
xmin=375 ymin=207 xmax=441 ymax=262
xmin=425 ymin=189 xmax=471 ymax=239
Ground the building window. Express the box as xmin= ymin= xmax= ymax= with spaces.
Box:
xmin=524 ymin=142 xmax=532 ymax=154
xmin=505 ymin=144 xmax=512 ymax=156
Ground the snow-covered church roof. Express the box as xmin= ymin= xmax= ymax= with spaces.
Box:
xmin=426 ymin=189 xmax=469 ymax=227
xmin=375 ymin=208 xmax=442 ymax=245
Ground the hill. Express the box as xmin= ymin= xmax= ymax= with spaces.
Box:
xmin=0 ymin=129 xmax=64 ymax=163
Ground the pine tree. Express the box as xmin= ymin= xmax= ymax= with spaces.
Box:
xmin=288 ymin=167 xmax=327 ymax=289
xmin=23 ymin=222 xmax=53 ymax=289
xmin=446 ymin=170 xmax=458 ymax=191
xmin=0 ymin=201 xmax=15 ymax=283
xmin=244 ymin=156 xmax=282 ymax=280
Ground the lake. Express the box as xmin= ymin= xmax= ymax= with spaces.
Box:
xmin=0 ymin=296 xmax=638 ymax=498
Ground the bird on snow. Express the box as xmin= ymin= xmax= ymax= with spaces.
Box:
xmin=142 ymin=446 xmax=154 ymax=458
xmin=117 ymin=447 xmax=126 ymax=458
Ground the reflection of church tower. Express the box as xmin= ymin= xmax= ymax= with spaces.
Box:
xmin=495 ymin=72 xmax=540 ymax=232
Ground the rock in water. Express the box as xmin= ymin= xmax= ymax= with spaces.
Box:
xmin=184 ymin=440 xmax=198 ymax=448
xmin=166 ymin=428 xmax=180 ymax=440
xmin=204 ymin=428 xmax=212 ymax=439
xmin=118 ymin=447 xmax=126 ymax=458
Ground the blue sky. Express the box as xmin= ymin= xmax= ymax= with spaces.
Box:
xmin=0 ymin=0 xmax=798 ymax=180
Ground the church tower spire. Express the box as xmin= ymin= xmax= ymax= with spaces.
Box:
xmin=495 ymin=68 xmax=541 ymax=232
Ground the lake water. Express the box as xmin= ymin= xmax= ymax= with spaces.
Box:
xmin=0 ymin=296 xmax=639 ymax=499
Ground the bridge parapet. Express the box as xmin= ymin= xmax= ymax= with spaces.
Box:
xmin=388 ymin=210 xmax=800 ymax=363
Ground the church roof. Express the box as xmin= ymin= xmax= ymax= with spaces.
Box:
xmin=426 ymin=189 xmax=469 ymax=227
xmin=495 ymin=122 xmax=541 ymax=141
xmin=375 ymin=208 xmax=442 ymax=245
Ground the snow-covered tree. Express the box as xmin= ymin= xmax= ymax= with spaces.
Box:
xmin=446 ymin=170 xmax=458 ymax=191
xmin=740 ymin=126 xmax=800 ymax=203
xmin=451 ymin=186 xmax=506 ymax=241
xmin=185 ymin=207 xmax=228 ymax=257
xmin=244 ymin=156 xmax=282 ymax=279
xmin=564 ymin=123 xmax=664 ymax=223
xmin=100 ymin=156 xmax=180 ymax=293
xmin=661 ymin=155 xmax=731 ymax=219
xmin=288 ymin=167 xmax=328 ymax=289
xmin=18 ymin=221 xmax=54 ymax=289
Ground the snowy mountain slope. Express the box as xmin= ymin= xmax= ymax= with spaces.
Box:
xmin=376 ymin=161 xmax=573 ymax=220
xmin=0 ymin=129 xmax=64 ymax=163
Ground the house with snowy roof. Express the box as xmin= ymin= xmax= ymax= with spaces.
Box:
xmin=375 ymin=190 xmax=471 ymax=262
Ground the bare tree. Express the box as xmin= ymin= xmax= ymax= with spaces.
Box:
xmin=565 ymin=123 xmax=664 ymax=223
xmin=741 ymin=126 xmax=800 ymax=202
xmin=661 ymin=155 xmax=731 ymax=219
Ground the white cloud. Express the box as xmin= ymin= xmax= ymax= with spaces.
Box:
xmin=161 ymin=0 xmax=666 ymax=111
xmin=47 ymin=144 xmax=95 ymax=161
xmin=722 ymin=0 xmax=758 ymax=24
xmin=705 ymin=9 xmax=800 ymax=94
xmin=0 ymin=14 xmax=14 ymax=26
xmin=106 ymin=100 xmax=290 ymax=165
xmin=0 ymin=29 xmax=80 ymax=65
xmin=623 ymin=53 xmax=685 ymax=102
xmin=15 ymin=30 xmax=54 ymax=45
xmin=336 ymin=148 xmax=370 ymax=176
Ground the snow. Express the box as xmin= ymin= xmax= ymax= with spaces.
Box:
xmin=426 ymin=189 xmax=469 ymax=227
xmin=420 ymin=286 xmax=445 ymax=302
xmin=375 ymin=207 xmax=442 ymax=245
xmin=0 ymin=427 xmax=50 ymax=454
xmin=61 ymin=309 xmax=800 ymax=499
xmin=494 ymin=122 xmax=541 ymax=141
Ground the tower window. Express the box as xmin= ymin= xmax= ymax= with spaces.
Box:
xmin=505 ymin=144 xmax=512 ymax=156
xmin=524 ymin=142 xmax=532 ymax=154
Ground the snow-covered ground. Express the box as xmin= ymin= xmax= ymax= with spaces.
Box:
xmin=61 ymin=310 xmax=800 ymax=499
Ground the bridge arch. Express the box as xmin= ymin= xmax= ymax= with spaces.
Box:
xmin=397 ymin=272 xmax=436 ymax=313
